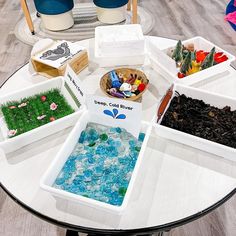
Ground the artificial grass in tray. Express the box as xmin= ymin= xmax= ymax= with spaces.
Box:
xmin=1 ymin=89 xmax=75 ymax=138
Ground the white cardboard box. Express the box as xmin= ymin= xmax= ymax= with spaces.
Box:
xmin=148 ymin=36 xmax=235 ymax=86
xmin=40 ymin=111 xmax=152 ymax=214
xmin=153 ymin=83 xmax=236 ymax=162
xmin=0 ymin=77 xmax=84 ymax=153
xmin=95 ymin=25 xmax=145 ymax=67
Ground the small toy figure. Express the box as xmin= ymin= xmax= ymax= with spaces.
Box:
xmin=180 ymin=51 xmax=192 ymax=74
xmin=172 ymin=40 xmax=183 ymax=65
xmin=109 ymin=71 xmax=122 ymax=88
xmin=201 ymin=47 xmax=215 ymax=70
xmin=120 ymin=83 xmax=132 ymax=92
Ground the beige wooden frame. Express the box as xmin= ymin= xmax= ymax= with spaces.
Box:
xmin=20 ymin=0 xmax=138 ymax=34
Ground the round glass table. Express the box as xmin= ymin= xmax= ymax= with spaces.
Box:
xmin=0 ymin=36 xmax=236 ymax=235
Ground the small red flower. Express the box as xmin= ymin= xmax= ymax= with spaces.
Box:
xmin=196 ymin=50 xmax=208 ymax=63
xmin=177 ymin=72 xmax=185 ymax=79
xmin=50 ymin=117 xmax=56 ymax=122
xmin=41 ymin=95 xmax=47 ymax=102
xmin=214 ymin=52 xmax=228 ymax=64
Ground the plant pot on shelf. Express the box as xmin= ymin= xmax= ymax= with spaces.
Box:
xmin=33 ymin=0 xmax=74 ymax=31
xmin=93 ymin=0 xmax=129 ymax=24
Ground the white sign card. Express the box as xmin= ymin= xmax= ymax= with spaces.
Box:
xmin=33 ymin=40 xmax=85 ymax=68
xmin=64 ymin=65 xmax=86 ymax=106
xmin=86 ymin=95 xmax=142 ymax=138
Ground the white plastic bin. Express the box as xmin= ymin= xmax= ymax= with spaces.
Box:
xmin=0 ymin=77 xmax=84 ymax=153
xmin=153 ymin=83 xmax=236 ymax=161
xmin=148 ymin=36 xmax=235 ymax=86
xmin=40 ymin=111 xmax=152 ymax=214
xmin=95 ymin=25 xmax=145 ymax=67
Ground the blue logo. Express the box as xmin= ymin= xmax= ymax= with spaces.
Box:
xmin=103 ymin=108 xmax=126 ymax=119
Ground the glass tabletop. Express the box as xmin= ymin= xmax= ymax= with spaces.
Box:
xmin=0 ymin=36 xmax=236 ymax=234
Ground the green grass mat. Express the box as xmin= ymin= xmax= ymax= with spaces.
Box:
xmin=1 ymin=89 xmax=75 ymax=138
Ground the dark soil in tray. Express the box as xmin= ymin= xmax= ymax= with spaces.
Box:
xmin=160 ymin=93 xmax=236 ymax=148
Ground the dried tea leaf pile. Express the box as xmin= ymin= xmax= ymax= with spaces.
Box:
xmin=161 ymin=93 xmax=236 ymax=148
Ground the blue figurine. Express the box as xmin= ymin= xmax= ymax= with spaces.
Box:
xmin=109 ymin=71 xmax=122 ymax=89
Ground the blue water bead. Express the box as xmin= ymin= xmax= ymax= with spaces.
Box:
xmin=88 ymin=128 xmax=99 ymax=142
xmin=99 ymin=196 xmax=110 ymax=203
xmin=73 ymin=176 xmax=82 ymax=185
xmin=129 ymin=140 xmax=136 ymax=147
xmin=118 ymin=156 xmax=130 ymax=165
xmin=86 ymin=153 xmax=96 ymax=164
xmin=78 ymin=183 xmax=86 ymax=192
xmin=55 ymin=178 xmax=65 ymax=185
xmin=63 ymin=161 xmax=76 ymax=173
xmin=62 ymin=184 xmax=73 ymax=191
xmin=83 ymin=169 xmax=93 ymax=178
xmin=116 ymin=127 xmax=122 ymax=133
xmin=94 ymin=166 xmax=103 ymax=177
xmin=84 ymin=145 xmax=96 ymax=152
xmin=78 ymin=130 xmax=87 ymax=143
xmin=128 ymin=159 xmax=137 ymax=169
xmin=100 ymin=184 xmax=112 ymax=194
xmin=110 ymin=127 xmax=117 ymax=133
xmin=93 ymin=157 xmax=104 ymax=168
xmin=107 ymin=138 xmax=115 ymax=146
xmin=75 ymin=154 xmax=86 ymax=161
xmin=103 ymin=168 xmax=112 ymax=175
xmin=138 ymin=132 xmax=145 ymax=142
xmin=103 ymin=187 xmax=113 ymax=195
xmin=114 ymin=140 xmax=121 ymax=147
xmin=106 ymin=146 xmax=118 ymax=157
xmin=110 ymin=192 xmax=122 ymax=206
xmin=118 ymin=179 xmax=129 ymax=188
xmin=67 ymin=185 xmax=79 ymax=194
xmin=129 ymin=151 xmax=138 ymax=160
xmin=96 ymin=144 xmax=107 ymax=156
xmin=111 ymin=175 xmax=120 ymax=185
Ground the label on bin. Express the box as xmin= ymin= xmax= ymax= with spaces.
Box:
xmin=33 ymin=41 xmax=85 ymax=68
xmin=64 ymin=65 xmax=86 ymax=106
xmin=87 ymin=95 xmax=142 ymax=138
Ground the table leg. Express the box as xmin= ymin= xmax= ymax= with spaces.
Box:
xmin=66 ymin=230 xmax=78 ymax=236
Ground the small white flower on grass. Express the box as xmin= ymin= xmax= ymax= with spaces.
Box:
xmin=18 ymin=102 xmax=27 ymax=108
xmin=8 ymin=129 xmax=17 ymax=137
xmin=37 ymin=115 xmax=46 ymax=120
